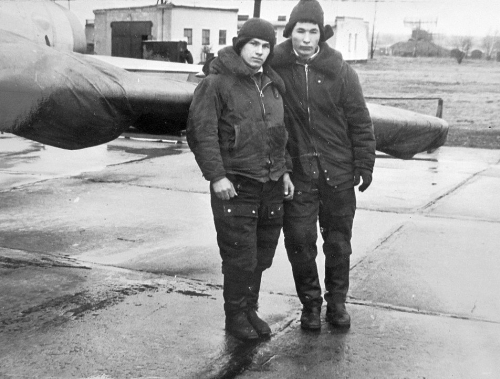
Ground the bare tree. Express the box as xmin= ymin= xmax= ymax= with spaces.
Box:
xmin=451 ymin=35 xmax=472 ymax=64
xmin=482 ymin=29 xmax=500 ymax=60
xmin=455 ymin=35 xmax=473 ymax=57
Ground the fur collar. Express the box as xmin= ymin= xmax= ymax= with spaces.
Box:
xmin=208 ymin=46 xmax=286 ymax=94
xmin=271 ymin=39 xmax=345 ymax=78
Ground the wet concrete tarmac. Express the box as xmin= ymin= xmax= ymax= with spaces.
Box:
xmin=1 ymin=132 xmax=500 ymax=378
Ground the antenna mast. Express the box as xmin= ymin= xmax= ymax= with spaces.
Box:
xmin=403 ymin=18 xmax=438 ymax=57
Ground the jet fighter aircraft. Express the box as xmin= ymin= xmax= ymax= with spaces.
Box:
xmin=0 ymin=0 xmax=448 ymax=159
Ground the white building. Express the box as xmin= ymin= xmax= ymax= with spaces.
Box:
xmin=239 ymin=15 xmax=369 ymax=62
xmin=328 ymin=17 xmax=369 ymax=62
xmin=93 ymin=3 xmax=238 ymax=63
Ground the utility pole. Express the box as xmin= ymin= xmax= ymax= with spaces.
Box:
xmin=253 ymin=0 xmax=262 ymax=18
xmin=369 ymin=0 xmax=378 ymax=59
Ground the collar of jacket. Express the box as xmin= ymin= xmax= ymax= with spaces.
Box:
xmin=271 ymin=39 xmax=344 ymax=79
xmin=207 ymin=46 xmax=286 ymax=94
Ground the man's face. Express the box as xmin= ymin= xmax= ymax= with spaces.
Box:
xmin=291 ymin=22 xmax=320 ymax=60
xmin=240 ymin=38 xmax=271 ymax=71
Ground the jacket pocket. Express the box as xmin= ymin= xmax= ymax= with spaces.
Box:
xmin=233 ymin=123 xmax=263 ymax=152
xmin=268 ymin=124 xmax=288 ymax=152
xmin=267 ymin=203 xmax=284 ymax=219
xmin=219 ymin=123 xmax=237 ymax=151
xmin=232 ymin=124 xmax=241 ymax=150
xmin=223 ymin=203 xmax=258 ymax=218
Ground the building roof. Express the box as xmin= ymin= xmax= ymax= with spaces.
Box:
xmin=334 ymin=16 xmax=365 ymax=22
xmin=94 ymin=3 xmax=238 ymax=14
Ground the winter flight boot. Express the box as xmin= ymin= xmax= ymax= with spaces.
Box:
xmin=326 ymin=302 xmax=351 ymax=328
xmin=300 ymin=306 xmax=321 ymax=330
xmin=292 ymin=263 xmax=323 ymax=330
xmin=223 ymin=273 xmax=259 ymax=340
xmin=324 ymin=263 xmax=351 ymax=328
xmin=247 ymin=270 xmax=271 ymax=337
xmin=225 ymin=311 xmax=259 ymax=340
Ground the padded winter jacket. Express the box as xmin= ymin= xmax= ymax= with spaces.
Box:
xmin=271 ymin=39 xmax=375 ymax=188
xmin=187 ymin=46 xmax=289 ymax=183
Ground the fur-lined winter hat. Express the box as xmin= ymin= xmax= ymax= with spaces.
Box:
xmin=233 ymin=18 xmax=277 ymax=55
xmin=283 ymin=0 xmax=333 ymax=42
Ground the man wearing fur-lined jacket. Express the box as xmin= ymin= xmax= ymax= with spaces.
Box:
xmin=271 ymin=0 xmax=376 ymax=330
xmin=187 ymin=18 xmax=294 ymax=341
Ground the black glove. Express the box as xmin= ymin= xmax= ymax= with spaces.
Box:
xmin=353 ymin=168 xmax=372 ymax=192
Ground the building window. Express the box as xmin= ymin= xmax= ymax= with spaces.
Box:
xmin=348 ymin=33 xmax=352 ymax=52
xmin=202 ymin=29 xmax=210 ymax=45
xmin=354 ymin=34 xmax=358 ymax=52
xmin=219 ymin=30 xmax=226 ymax=45
xmin=184 ymin=28 xmax=192 ymax=45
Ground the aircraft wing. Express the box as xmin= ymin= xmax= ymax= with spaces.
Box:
xmin=0 ymin=0 xmax=448 ymax=158
xmin=368 ymin=103 xmax=449 ymax=159
xmin=0 ymin=30 xmax=197 ymax=149
xmin=88 ymin=55 xmax=203 ymax=77
xmin=0 ymin=29 xmax=448 ymax=158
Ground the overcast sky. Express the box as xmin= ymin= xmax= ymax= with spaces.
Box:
xmin=58 ymin=0 xmax=500 ymax=37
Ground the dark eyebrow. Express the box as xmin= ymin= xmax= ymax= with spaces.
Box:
xmin=296 ymin=27 xmax=319 ymax=32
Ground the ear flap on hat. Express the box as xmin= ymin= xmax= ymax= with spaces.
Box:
xmin=232 ymin=36 xmax=254 ymax=55
xmin=322 ymin=25 xmax=334 ymax=41
xmin=283 ymin=23 xmax=292 ymax=39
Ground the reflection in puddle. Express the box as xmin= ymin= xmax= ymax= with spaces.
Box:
xmin=1 ymin=142 xmax=117 ymax=175
xmin=0 ymin=133 xmax=187 ymax=191
xmin=0 ymin=134 xmax=185 ymax=177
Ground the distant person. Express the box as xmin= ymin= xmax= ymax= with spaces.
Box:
xmin=180 ymin=48 xmax=193 ymax=64
xmin=187 ymin=18 xmax=294 ymax=340
xmin=179 ymin=40 xmax=194 ymax=64
xmin=271 ymin=0 xmax=376 ymax=330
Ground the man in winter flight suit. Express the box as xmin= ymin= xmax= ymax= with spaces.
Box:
xmin=271 ymin=0 xmax=376 ymax=330
xmin=187 ymin=18 xmax=294 ymax=340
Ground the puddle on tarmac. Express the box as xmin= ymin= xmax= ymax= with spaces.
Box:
xmin=107 ymin=140 xmax=185 ymax=160
xmin=0 ymin=283 xmax=160 ymax=333
xmin=197 ymin=337 xmax=262 ymax=379
xmin=0 ymin=134 xmax=185 ymax=176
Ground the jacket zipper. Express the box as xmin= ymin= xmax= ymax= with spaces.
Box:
xmin=253 ymin=78 xmax=271 ymax=120
xmin=303 ymin=63 xmax=319 ymax=157
xmin=253 ymin=77 xmax=273 ymax=165
xmin=305 ymin=64 xmax=311 ymax=126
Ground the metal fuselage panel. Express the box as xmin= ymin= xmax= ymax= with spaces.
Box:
xmin=0 ymin=1 xmax=85 ymax=53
